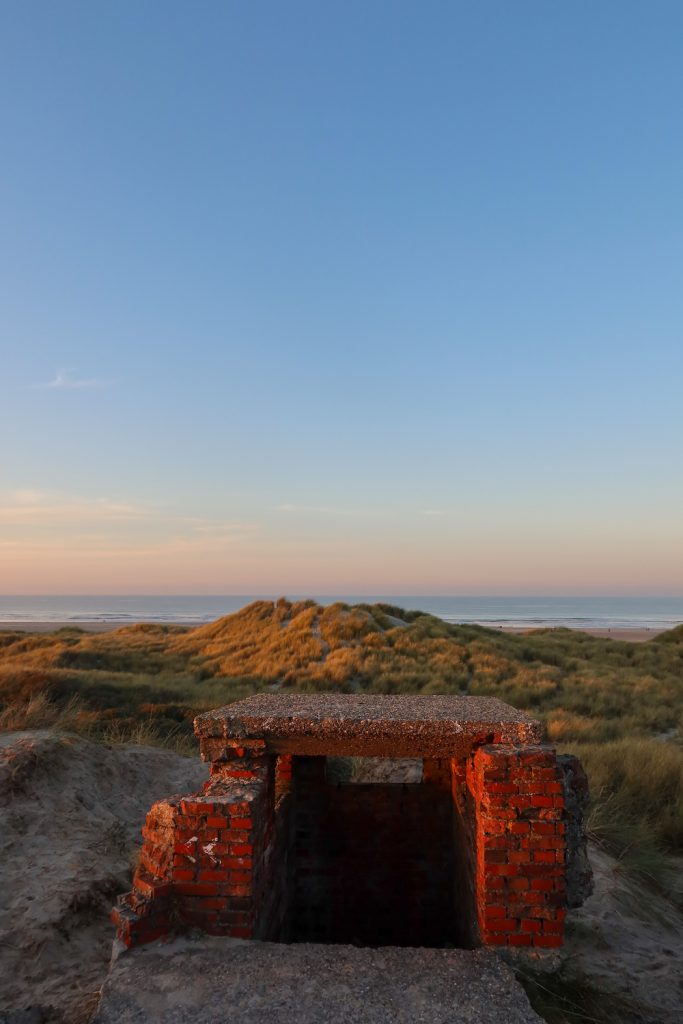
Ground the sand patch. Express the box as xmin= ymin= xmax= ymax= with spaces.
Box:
xmin=0 ymin=731 xmax=206 ymax=1023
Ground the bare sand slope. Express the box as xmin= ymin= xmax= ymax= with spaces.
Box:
xmin=0 ymin=731 xmax=207 ymax=1023
xmin=560 ymin=845 xmax=683 ymax=1022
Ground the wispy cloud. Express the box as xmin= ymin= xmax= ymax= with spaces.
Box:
xmin=277 ymin=503 xmax=378 ymax=518
xmin=10 ymin=489 xmax=47 ymax=504
xmin=0 ymin=490 xmax=258 ymax=542
xmin=34 ymin=368 xmax=107 ymax=390
xmin=185 ymin=519 xmax=258 ymax=537
xmin=0 ymin=491 xmax=150 ymax=526
xmin=279 ymin=503 xmax=447 ymax=520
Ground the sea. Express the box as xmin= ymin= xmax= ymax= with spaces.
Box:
xmin=0 ymin=595 xmax=681 ymax=631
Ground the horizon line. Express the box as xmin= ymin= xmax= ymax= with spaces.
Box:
xmin=1 ymin=592 xmax=683 ymax=600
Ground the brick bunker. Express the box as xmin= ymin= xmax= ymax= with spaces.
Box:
xmin=113 ymin=694 xmax=591 ymax=951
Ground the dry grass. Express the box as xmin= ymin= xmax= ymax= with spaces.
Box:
xmin=0 ymin=691 xmax=86 ymax=733
xmin=100 ymin=719 xmax=198 ymax=756
xmin=0 ymin=689 xmax=198 ymax=755
xmin=517 ymin=965 xmax=643 ymax=1024
xmin=577 ymin=737 xmax=683 ymax=873
xmin=2 ymin=599 xmax=682 ymax=877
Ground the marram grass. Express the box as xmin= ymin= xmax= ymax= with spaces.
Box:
xmin=1 ymin=600 xmax=682 ymax=887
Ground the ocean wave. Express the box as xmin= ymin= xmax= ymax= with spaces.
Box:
xmin=0 ymin=596 xmax=681 ymax=631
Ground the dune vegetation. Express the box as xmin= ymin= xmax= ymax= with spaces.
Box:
xmin=1 ymin=598 xmax=682 ymax=890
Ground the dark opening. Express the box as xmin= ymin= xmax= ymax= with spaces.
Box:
xmin=287 ymin=755 xmax=474 ymax=948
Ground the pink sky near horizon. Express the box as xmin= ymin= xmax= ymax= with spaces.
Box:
xmin=1 ymin=489 xmax=681 ymax=596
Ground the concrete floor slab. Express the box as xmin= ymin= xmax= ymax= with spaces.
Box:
xmin=93 ymin=936 xmax=543 ymax=1024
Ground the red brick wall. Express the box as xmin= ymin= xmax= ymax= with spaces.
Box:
xmin=112 ymin=747 xmax=293 ymax=947
xmin=467 ymin=744 xmax=566 ymax=948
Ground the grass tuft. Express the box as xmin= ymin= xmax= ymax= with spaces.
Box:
xmin=517 ymin=966 xmax=643 ymax=1024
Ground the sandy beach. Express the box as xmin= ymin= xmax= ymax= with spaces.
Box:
xmin=0 ymin=621 xmax=119 ymax=634
xmin=0 ymin=620 xmax=670 ymax=642
xmin=494 ymin=625 xmax=667 ymax=642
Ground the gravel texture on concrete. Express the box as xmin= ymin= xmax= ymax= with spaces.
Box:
xmin=195 ymin=694 xmax=542 ymax=758
xmin=93 ymin=935 xmax=542 ymax=1024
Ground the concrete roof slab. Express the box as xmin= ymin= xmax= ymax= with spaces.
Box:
xmin=195 ymin=694 xmax=543 ymax=758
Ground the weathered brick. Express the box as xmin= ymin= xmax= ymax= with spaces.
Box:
xmin=533 ymin=934 xmax=563 ymax=948
xmin=231 ymin=843 xmax=253 ymax=856
xmin=198 ymin=869 xmax=227 ymax=883
xmin=230 ymin=817 xmax=253 ymax=830
xmin=484 ymin=905 xmax=507 ymax=919
xmin=175 ymin=882 xmax=219 ymax=897
xmin=181 ymin=799 xmax=213 ymax=816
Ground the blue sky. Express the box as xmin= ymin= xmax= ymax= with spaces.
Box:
xmin=1 ymin=1 xmax=682 ymax=594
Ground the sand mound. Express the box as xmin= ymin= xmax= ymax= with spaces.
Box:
xmin=0 ymin=731 xmax=207 ymax=1023
xmin=560 ymin=845 xmax=683 ymax=1022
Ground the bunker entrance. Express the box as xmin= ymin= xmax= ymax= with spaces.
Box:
xmin=288 ymin=756 xmax=475 ymax=948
